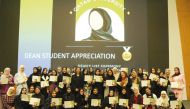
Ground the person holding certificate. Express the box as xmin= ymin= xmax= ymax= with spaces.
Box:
xmin=130 ymin=70 xmax=141 ymax=90
xmin=63 ymin=87 xmax=75 ymax=109
xmin=129 ymin=87 xmax=143 ymax=108
xmin=58 ymin=67 xmax=71 ymax=94
xmin=49 ymin=69 xmax=58 ymax=94
xmin=88 ymin=88 xmax=103 ymax=109
xmin=40 ymin=68 xmax=49 ymax=100
xmin=14 ymin=65 xmax=28 ymax=95
xmin=139 ymin=74 xmax=151 ymax=95
xmin=44 ymin=90 xmax=62 ymax=109
xmin=14 ymin=87 xmax=30 ymax=109
xmin=117 ymin=71 xmax=132 ymax=95
xmin=156 ymin=91 xmax=170 ymax=108
xmin=170 ymin=67 xmax=185 ymax=99
xmin=158 ymin=71 xmax=169 ymax=97
xmin=92 ymin=69 xmax=104 ymax=96
xmin=143 ymin=87 xmax=157 ymax=109
xmin=149 ymin=67 xmax=160 ymax=97
xmin=0 ymin=68 xmax=14 ymax=95
xmin=103 ymin=90 xmax=118 ymax=109
xmin=71 ymin=67 xmax=84 ymax=94
xmin=30 ymin=86 xmax=45 ymax=109
xmin=27 ymin=67 xmax=41 ymax=88
xmin=118 ymin=88 xmax=130 ymax=109
xmin=75 ymin=89 xmax=88 ymax=109
xmin=104 ymin=69 xmax=116 ymax=92
xmin=137 ymin=68 xmax=144 ymax=80
xmin=1 ymin=87 xmax=16 ymax=109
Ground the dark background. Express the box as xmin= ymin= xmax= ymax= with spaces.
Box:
xmin=0 ymin=0 xmax=168 ymax=74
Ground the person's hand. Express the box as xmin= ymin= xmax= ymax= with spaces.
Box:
xmin=11 ymin=107 xmax=15 ymax=109
xmin=75 ymin=88 xmax=79 ymax=92
xmin=51 ymin=102 xmax=55 ymax=107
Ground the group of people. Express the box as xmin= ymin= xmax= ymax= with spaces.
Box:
xmin=0 ymin=65 xmax=185 ymax=109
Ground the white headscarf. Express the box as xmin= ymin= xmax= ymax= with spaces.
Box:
xmin=157 ymin=91 xmax=169 ymax=107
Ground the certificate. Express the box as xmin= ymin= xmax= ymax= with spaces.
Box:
xmin=29 ymin=98 xmax=40 ymax=106
xmin=62 ymin=76 xmax=71 ymax=84
xmin=141 ymin=80 xmax=150 ymax=87
xmin=0 ymin=76 xmax=8 ymax=84
xmin=171 ymin=82 xmax=181 ymax=89
xmin=84 ymin=75 xmax=93 ymax=82
xmin=160 ymin=78 xmax=168 ymax=85
xmin=143 ymin=71 xmax=149 ymax=75
xmin=149 ymin=74 xmax=158 ymax=80
xmin=64 ymin=101 xmax=74 ymax=108
xmin=91 ymin=99 xmax=101 ymax=106
xmin=109 ymin=97 xmax=118 ymax=104
xmin=49 ymin=76 xmax=57 ymax=82
xmin=132 ymin=104 xmax=142 ymax=109
xmin=143 ymin=98 xmax=151 ymax=105
xmin=106 ymin=80 xmax=115 ymax=86
xmin=21 ymin=94 xmax=30 ymax=102
xmin=93 ymin=75 xmax=103 ymax=82
xmin=170 ymin=100 xmax=179 ymax=109
xmin=51 ymin=98 xmax=62 ymax=106
xmin=131 ymin=83 xmax=139 ymax=89
xmin=32 ymin=76 xmax=41 ymax=82
xmin=119 ymin=99 xmax=128 ymax=106
xmin=58 ymin=82 xmax=64 ymax=88
xmin=40 ymin=81 xmax=49 ymax=88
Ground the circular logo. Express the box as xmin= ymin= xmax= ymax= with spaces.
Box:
xmin=122 ymin=51 xmax=132 ymax=61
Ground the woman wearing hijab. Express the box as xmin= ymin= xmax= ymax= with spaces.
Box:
xmin=14 ymin=87 xmax=30 ymax=109
xmin=31 ymin=86 xmax=45 ymax=109
xmin=156 ymin=91 xmax=169 ymax=108
xmin=0 ymin=67 xmax=14 ymax=95
xmin=75 ymin=89 xmax=88 ymax=109
xmin=92 ymin=69 xmax=104 ymax=96
xmin=14 ymin=65 xmax=28 ymax=95
xmin=83 ymin=8 xmax=118 ymax=41
xmin=27 ymin=67 xmax=40 ymax=88
xmin=118 ymin=88 xmax=130 ymax=109
xmin=103 ymin=90 xmax=117 ymax=109
xmin=88 ymin=88 xmax=103 ymax=109
xmin=140 ymin=74 xmax=151 ymax=95
xmin=58 ymin=67 xmax=71 ymax=94
xmin=70 ymin=67 xmax=84 ymax=94
xmin=40 ymin=68 xmax=49 ymax=99
xmin=170 ymin=67 xmax=185 ymax=99
xmin=1 ymin=87 xmax=16 ymax=109
xmin=104 ymin=69 xmax=116 ymax=92
xmin=149 ymin=67 xmax=160 ymax=97
xmin=49 ymin=69 xmax=58 ymax=94
xmin=62 ymin=87 xmax=75 ymax=109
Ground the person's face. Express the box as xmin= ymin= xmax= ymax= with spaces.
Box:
xmin=22 ymin=88 xmax=27 ymax=94
xmin=122 ymin=89 xmax=126 ymax=94
xmin=143 ymin=75 xmax=148 ymax=80
xmin=20 ymin=67 xmax=25 ymax=72
xmin=80 ymin=89 xmax=84 ymax=95
xmin=133 ymin=88 xmax=139 ymax=95
xmin=33 ymin=68 xmax=38 ymax=73
xmin=67 ymin=88 xmax=71 ymax=93
xmin=121 ymin=71 xmax=126 ymax=78
xmin=76 ymin=68 xmax=81 ymax=74
xmin=35 ymin=88 xmax=40 ymax=94
xmin=174 ymin=68 xmax=179 ymax=74
xmin=84 ymin=69 xmax=88 ymax=74
xmin=131 ymin=71 xmax=137 ymax=77
xmin=145 ymin=88 xmax=151 ymax=95
xmin=152 ymin=68 xmax=156 ymax=73
xmin=93 ymin=89 xmax=98 ymax=94
xmin=67 ymin=68 xmax=71 ymax=73
xmin=108 ymin=70 xmax=112 ymax=76
xmin=109 ymin=91 xmax=114 ymax=96
xmin=138 ymin=68 xmax=143 ymax=73
xmin=57 ymin=67 xmax=62 ymax=73
xmin=161 ymin=93 xmax=166 ymax=98
xmin=89 ymin=68 xmax=93 ymax=72
xmin=29 ymin=86 xmax=34 ymax=92
xmin=95 ymin=70 xmax=100 ymax=75
xmin=62 ymin=68 xmax=67 ymax=73
xmin=52 ymin=70 xmax=56 ymax=75
xmin=43 ymin=69 xmax=47 ymax=74
xmin=52 ymin=91 xmax=56 ymax=97
xmin=165 ymin=69 xmax=170 ymax=76
xmin=160 ymin=72 xmax=164 ymax=77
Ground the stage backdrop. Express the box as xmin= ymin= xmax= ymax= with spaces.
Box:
xmin=17 ymin=0 xmax=168 ymax=75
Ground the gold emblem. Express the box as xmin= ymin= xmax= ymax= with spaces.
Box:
xmin=122 ymin=51 xmax=132 ymax=61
